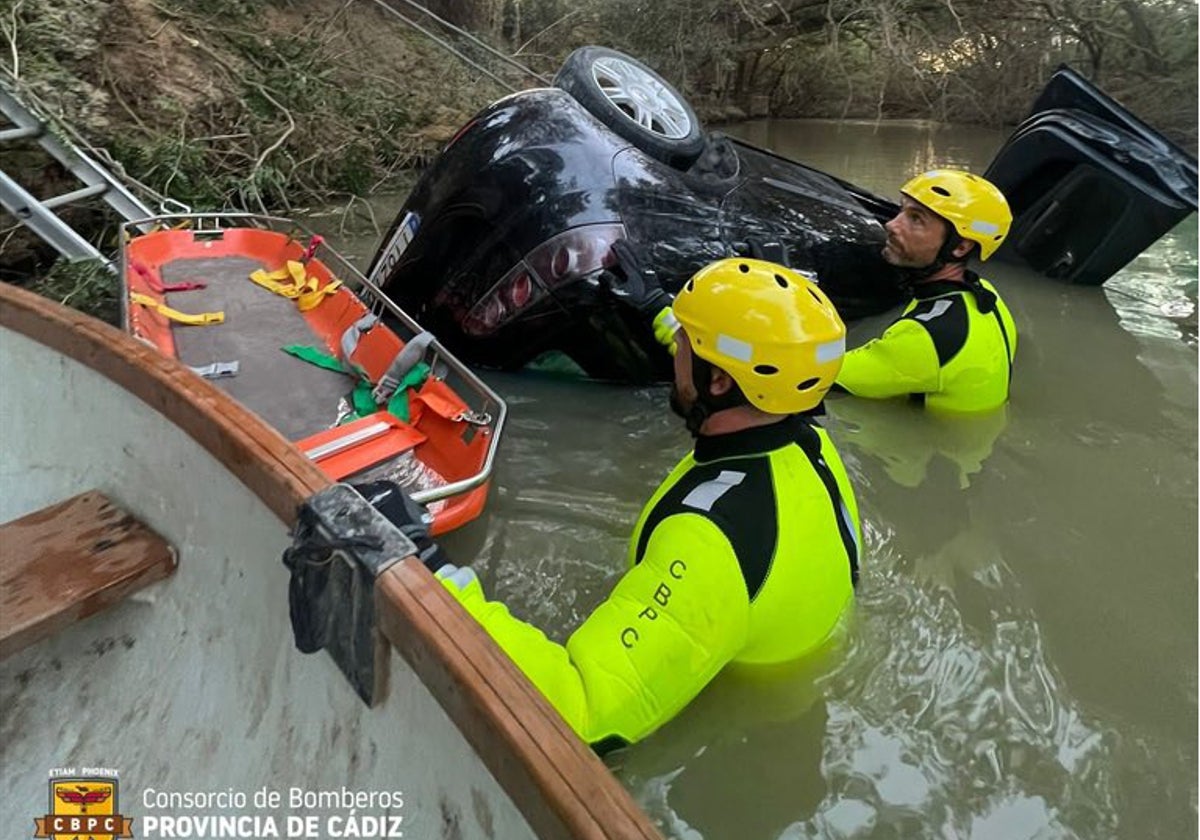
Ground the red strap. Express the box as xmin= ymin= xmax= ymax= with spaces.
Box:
xmin=301 ymin=234 xmax=325 ymax=263
xmin=132 ymin=260 xmax=206 ymax=293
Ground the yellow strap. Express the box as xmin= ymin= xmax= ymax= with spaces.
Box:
xmin=297 ymin=279 xmax=342 ymax=311
xmin=249 ymin=268 xmax=302 ymax=298
xmin=287 ymin=260 xmax=307 ymax=286
xmin=130 ymin=292 xmax=225 ymax=326
xmin=250 ymin=261 xmax=341 ymax=311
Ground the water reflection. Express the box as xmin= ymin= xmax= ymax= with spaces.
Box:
xmin=829 ymin=397 xmax=1008 ymax=491
xmin=614 ymin=652 xmax=837 ymax=839
xmin=1104 ymin=218 xmax=1199 ymax=347
xmin=728 ymin=119 xmax=1005 ymax=197
xmin=792 ymin=502 xmax=1122 ymax=839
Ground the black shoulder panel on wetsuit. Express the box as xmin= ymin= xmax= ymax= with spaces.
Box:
xmin=634 ymin=456 xmax=778 ymax=601
xmin=901 ymin=293 xmax=969 ymax=367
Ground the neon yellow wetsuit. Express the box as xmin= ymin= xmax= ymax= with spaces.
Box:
xmin=440 ymin=415 xmax=860 ymax=750
xmin=836 ymin=273 xmax=1016 ymax=413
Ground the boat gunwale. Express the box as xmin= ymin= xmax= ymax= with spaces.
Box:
xmin=378 ymin=563 xmax=662 ymax=840
xmin=1 ymin=281 xmax=661 ymax=840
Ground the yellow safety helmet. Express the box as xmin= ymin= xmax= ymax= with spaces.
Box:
xmin=672 ymin=258 xmax=846 ymax=414
xmin=901 ymin=170 xmax=1012 ymax=261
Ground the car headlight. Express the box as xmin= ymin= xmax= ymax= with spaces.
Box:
xmin=463 ymin=224 xmax=626 ymax=336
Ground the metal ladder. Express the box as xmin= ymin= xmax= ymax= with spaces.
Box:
xmin=0 ymin=82 xmax=157 ymax=266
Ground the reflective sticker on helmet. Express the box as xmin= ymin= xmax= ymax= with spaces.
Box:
xmin=816 ymin=336 xmax=845 ymax=363
xmin=716 ymin=333 xmax=753 ymax=362
xmin=970 ymin=219 xmax=1000 ymax=235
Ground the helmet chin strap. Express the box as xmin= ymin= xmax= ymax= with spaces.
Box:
xmin=674 ymin=357 xmax=748 ymax=437
xmin=898 ymin=224 xmax=967 ymax=288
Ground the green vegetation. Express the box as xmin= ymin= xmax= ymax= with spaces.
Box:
xmin=449 ymin=0 xmax=1198 ymax=148
xmin=26 ymin=258 xmax=119 ymax=324
xmin=1 ymin=0 xmax=495 ymax=211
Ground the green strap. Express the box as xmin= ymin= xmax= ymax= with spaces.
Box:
xmin=284 ymin=345 xmax=431 ymax=424
xmin=351 ymin=381 xmax=377 ymax=418
xmin=385 ymin=361 xmax=431 ymax=422
xmin=386 ymin=390 xmax=410 ymax=422
xmin=282 ymin=344 xmax=348 ymax=373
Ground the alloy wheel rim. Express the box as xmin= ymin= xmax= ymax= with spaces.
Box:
xmin=590 ymin=56 xmax=692 ymax=139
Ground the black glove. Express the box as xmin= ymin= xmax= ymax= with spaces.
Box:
xmin=745 ymin=236 xmax=790 ymax=267
xmin=599 ymin=239 xmax=671 ymax=317
xmin=282 ymin=505 xmax=384 ymax=654
xmin=352 ymin=480 xmax=450 ymax=572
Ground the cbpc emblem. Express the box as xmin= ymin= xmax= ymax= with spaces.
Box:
xmin=34 ymin=777 xmax=133 ymax=839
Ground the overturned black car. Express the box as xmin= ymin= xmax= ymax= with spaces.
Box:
xmin=367 ymin=47 xmax=1196 ymax=383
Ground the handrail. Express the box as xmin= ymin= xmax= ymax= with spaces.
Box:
xmin=118 ymin=213 xmax=507 ymax=507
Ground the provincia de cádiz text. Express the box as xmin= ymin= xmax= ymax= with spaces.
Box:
xmin=138 ymin=785 xmax=404 ymax=838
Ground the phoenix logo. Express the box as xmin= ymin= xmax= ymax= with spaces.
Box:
xmin=34 ymin=777 xmax=132 ymax=839
xmin=56 ymin=785 xmax=113 ymax=811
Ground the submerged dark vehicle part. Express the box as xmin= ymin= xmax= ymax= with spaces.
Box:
xmin=986 ymin=65 xmax=1197 ymax=286
xmin=369 ymin=50 xmax=1195 ymax=382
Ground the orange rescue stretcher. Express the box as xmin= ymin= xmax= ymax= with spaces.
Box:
xmin=120 ymin=213 xmax=506 ymax=534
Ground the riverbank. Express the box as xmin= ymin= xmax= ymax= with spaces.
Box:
xmin=3 ymin=0 xmax=504 ymax=286
xmin=11 ymin=0 xmax=496 ymax=202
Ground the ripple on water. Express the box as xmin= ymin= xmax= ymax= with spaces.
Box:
xmin=793 ymin=545 xmax=1122 ymax=839
xmin=1105 ymin=222 xmax=1198 ymax=346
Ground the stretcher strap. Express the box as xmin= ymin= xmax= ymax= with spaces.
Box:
xmin=129 ymin=292 xmax=224 ymax=326
xmin=282 ymin=344 xmax=348 ymax=373
xmin=130 ymin=260 xmax=206 ymax=293
xmin=340 ymin=313 xmax=379 ymax=362
xmin=300 ymin=234 xmax=325 ymax=263
xmin=249 ymin=260 xmax=341 ymax=310
xmin=297 ymin=279 xmax=341 ymax=311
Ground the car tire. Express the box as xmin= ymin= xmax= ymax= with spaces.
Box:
xmin=554 ymin=46 xmax=705 ymax=169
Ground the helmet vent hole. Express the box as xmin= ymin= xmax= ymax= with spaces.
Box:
xmin=685 ymin=279 xmax=695 ymax=293
xmin=931 ymin=186 xmax=951 ymax=196
xmin=808 ymin=288 xmax=823 ymax=303
xmin=797 ymin=377 xmax=820 ymax=391
xmin=738 ymin=263 xmax=750 ymax=273
xmin=774 ymin=274 xmax=788 ymax=288
xmin=754 ymin=364 xmax=779 ymax=375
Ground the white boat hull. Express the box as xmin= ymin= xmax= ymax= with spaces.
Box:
xmin=0 ymin=283 xmax=660 ymax=839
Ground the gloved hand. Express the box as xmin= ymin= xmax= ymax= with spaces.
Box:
xmin=433 ymin=563 xmax=481 ymax=594
xmin=739 ymin=236 xmax=791 ymax=267
xmin=600 ymin=239 xmax=672 ymax=317
xmin=651 ymin=305 xmax=680 ymax=352
xmin=352 ymin=480 xmax=450 ymax=572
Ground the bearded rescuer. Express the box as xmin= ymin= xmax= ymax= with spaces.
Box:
xmin=427 ymin=258 xmax=861 ymax=752
xmin=835 ymin=169 xmax=1018 ymax=413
